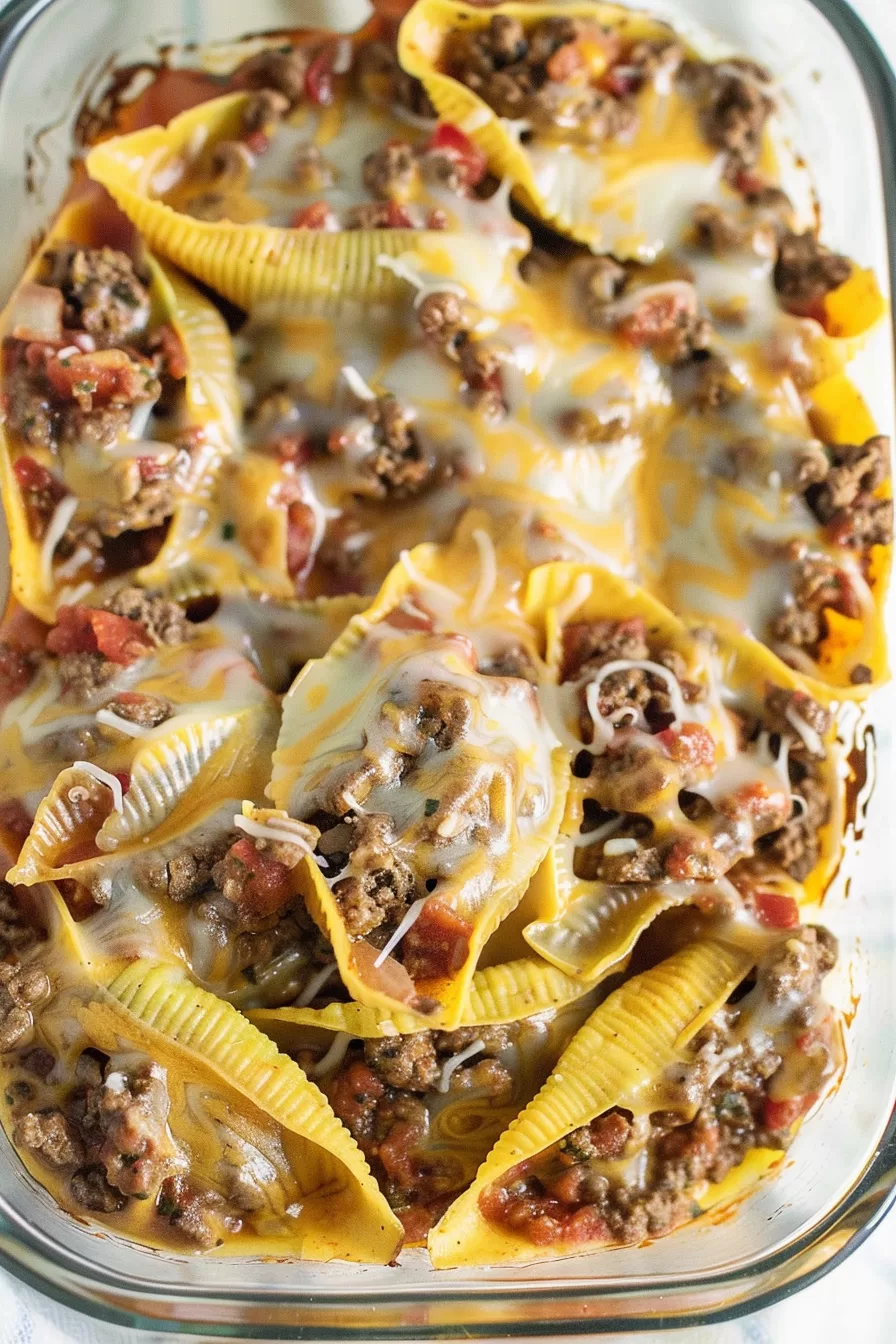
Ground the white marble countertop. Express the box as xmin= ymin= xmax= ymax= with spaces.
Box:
xmin=0 ymin=0 xmax=894 ymax=1340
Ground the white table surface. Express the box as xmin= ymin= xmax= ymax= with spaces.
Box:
xmin=1 ymin=0 xmax=895 ymax=1339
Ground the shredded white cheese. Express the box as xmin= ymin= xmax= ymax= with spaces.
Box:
xmin=459 ymin=105 xmax=493 ymax=134
xmin=784 ymin=704 xmax=825 ymax=758
xmin=309 ymin=1031 xmax=353 ymax=1079
xmin=55 ymin=545 xmax=93 ymax=581
xmin=341 ymin=791 xmax=367 ymax=816
xmin=340 ymin=364 xmax=377 ymax=402
xmin=570 ymin=815 xmax=623 ymax=849
xmin=399 ymin=550 xmax=462 ymax=608
xmin=233 ymin=813 xmax=318 ymax=857
xmin=295 ymin=962 xmax=338 ymax=1008
xmin=71 ymin=761 xmax=124 ymax=813
xmin=603 ymin=836 xmax=640 ymax=856
xmin=95 ymin=709 xmax=151 ymax=739
xmin=373 ymin=896 xmax=429 ymax=969
xmin=552 ymin=574 xmax=593 ymax=632
xmin=469 ymin=528 xmax=497 ymax=621
xmin=375 ymin=254 xmax=468 ymax=309
xmin=40 ymin=496 xmax=79 ymax=591
xmin=438 ymin=1038 xmax=485 ymax=1092
xmin=332 ymin=37 xmax=353 ymax=74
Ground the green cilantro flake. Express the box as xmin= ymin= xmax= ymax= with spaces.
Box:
xmin=424 ymin=798 xmax=439 ymax=816
xmin=221 ymin=520 xmax=236 ymax=541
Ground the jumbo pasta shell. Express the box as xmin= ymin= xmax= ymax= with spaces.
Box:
xmin=428 ymin=938 xmax=752 ymax=1266
xmin=524 ymin=561 xmax=844 ymax=917
xmin=9 ymin=695 xmax=277 ymax=886
xmin=399 ymin=0 xmax=721 ymax=260
xmin=250 ymin=955 xmax=596 ymax=1041
xmin=68 ymin=961 xmax=404 ymax=1262
xmin=0 ymin=200 xmax=241 ymax=624
xmin=269 ymin=514 xmax=569 ymax=1027
xmin=85 ymin=94 xmax=467 ymax=311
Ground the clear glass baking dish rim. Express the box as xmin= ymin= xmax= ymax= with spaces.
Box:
xmin=0 ymin=0 xmax=891 ymax=1334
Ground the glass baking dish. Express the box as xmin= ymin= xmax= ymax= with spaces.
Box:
xmin=0 ymin=0 xmax=893 ymax=1335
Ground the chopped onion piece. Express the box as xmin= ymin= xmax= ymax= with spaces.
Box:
xmin=9 ymin=281 xmax=63 ymax=342
xmin=373 ymin=896 xmax=429 ymax=969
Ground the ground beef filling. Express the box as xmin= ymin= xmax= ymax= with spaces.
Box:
xmin=13 ymin=1054 xmax=174 ymax=1215
xmin=306 ymin=676 xmax=518 ymax=990
xmin=561 ymin=620 xmax=827 ymax=884
xmin=481 ymin=926 xmax=837 ymax=1247
xmin=444 ymin=17 xmax=682 ymax=145
xmin=801 ymin=435 xmax=893 ymax=551
xmin=325 ymin=1024 xmax=516 ymax=1237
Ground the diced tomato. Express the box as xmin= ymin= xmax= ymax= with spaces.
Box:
xmin=401 ymin=899 xmax=472 ymax=981
xmin=733 ymin=168 xmax=768 ymax=197
xmin=546 ymin=40 xmax=584 ymax=82
xmin=290 ymin=201 xmax=338 ymax=230
xmin=663 ymin=834 xmax=724 ymax=882
xmin=382 ymin=200 xmax=414 ymax=229
xmin=714 ymin=777 xmax=791 ymax=831
xmin=243 ymin=129 xmax=270 ymax=157
xmin=46 ymin=605 xmax=153 ymax=666
xmin=600 ymin=64 xmax=641 ymax=97
xmin=328 ymin=1059 xmax=385 ymax=1135
xmin=397 ymin=1204 xmax=435 ymax=1243
xmin=45 ymin=348 xmax=153 ymax=407
xmin=153 ymin=323 xmax=188 ymax=381
xmin=221 ymin=836 xmax=295 ymax=922
xmin=763 ymin=1093 xmax=816 ymax=1131
xmin=113 ymin=771 xmax=131 ymax=794
xmin=12 ymin=455 xmax=64 ymax=496
xmin=562 ymin=1206 xmax=611 ymax=1245
xmin=589 ymin=1110 xmax=631 ymax=1158
xmin=426 ymin=123 xmax=488 ymax=189
xmin=305 ymin=45 xmax=337 ymax=106
xmin=136 ymin=454 xmax=172 ymax=483
xmin=655 ymin=722 xmax=716 ymax=768
xmin=426 ymin=208 xmax=448 ymax=231
xmin=378 ymin=1118 xmax=426 ymax=1188
xmin=616 ymin=292 xmax=695 ymax=348
xmin=753 ymin=889 xmax=801 ymax=930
